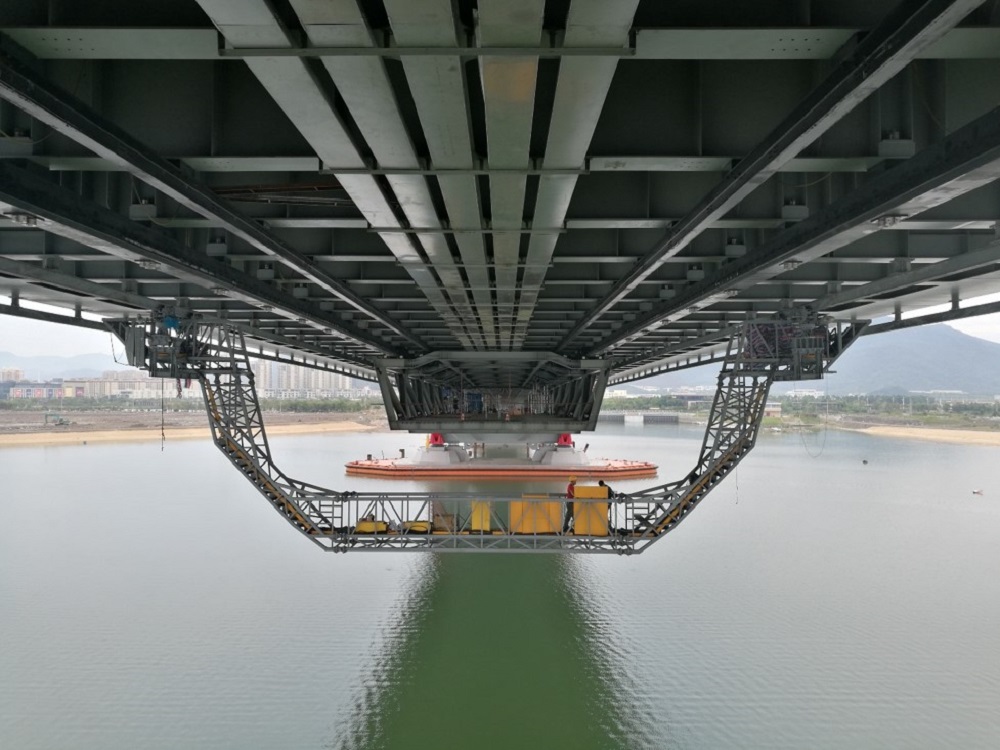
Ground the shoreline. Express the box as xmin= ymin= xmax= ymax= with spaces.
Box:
xmin=4 ymin=418 xmax=1000 ymax=449
xmin=0 ymin=420 xmax=378 ymax=448
xmin=842 ymin=424 xmax=1000 ymax=447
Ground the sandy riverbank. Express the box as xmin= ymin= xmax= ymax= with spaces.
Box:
xmin=849 ymin=425 xmax=1000 ymax=447
xmin=0 ymin=420 xmax=377 ymax=448
xmin=0 ymin=408 xmax=384 ymax=448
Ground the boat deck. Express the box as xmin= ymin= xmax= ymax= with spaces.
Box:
xmin=345 ymin=457 xmax=657 ymax=480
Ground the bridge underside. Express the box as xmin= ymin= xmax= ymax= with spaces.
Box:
xmin=1 ymin=0 xmax=1000 ymax=411
xmin=5 ymin=0 xmax=997 ymax=551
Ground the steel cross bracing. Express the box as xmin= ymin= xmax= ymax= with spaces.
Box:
xmin=109 ymin=315 xmax=862 ymax=553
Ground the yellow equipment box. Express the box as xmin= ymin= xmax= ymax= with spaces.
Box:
xmin=355 ymin=520 xmax=388 ymax=534
xmin=573 ymin=485 xmax=610 ymax=499
xmin=469 ymin=501 xmax=491 ymax=532
xmin=511 ymin=495 xmax=563 ymax=533
xmin=572 ymin=484 xmax=609 ymax=536
xmin=573 ymin=502 xmax=609 ymax=536
xmin=401 ymin=520 xmax=431 ymax=533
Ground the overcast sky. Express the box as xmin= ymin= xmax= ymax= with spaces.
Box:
xmin=4 ymin=300 xmax=1000 ymax=358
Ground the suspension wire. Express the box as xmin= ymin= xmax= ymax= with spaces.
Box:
xmin=781 ymin=171 xmax=832 ymax=190
xmin=109 ymin=332 xmax=127 ymax=365
xmin=160 ymin=379 xmax=165 ymax=452
xmin=798 ymin=378 xmax=830 ymax=458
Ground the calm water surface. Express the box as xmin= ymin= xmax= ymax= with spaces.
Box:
xmin=2 ymin=424 xmax=999 ymax=749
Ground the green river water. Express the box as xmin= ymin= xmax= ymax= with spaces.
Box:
xmin=2 ymin=423 xmax=999 ymax=749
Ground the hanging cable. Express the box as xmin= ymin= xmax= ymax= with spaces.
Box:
xmin=160 ymin=379 xmax=165 ymax=452
xmin=797 ymin=378 xmax=830 ymax=459
xmin=109 ymin=332 xmax=127 ymax=365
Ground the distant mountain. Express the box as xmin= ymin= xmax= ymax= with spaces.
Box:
xmin=0 ymin=351 xmax=132 ymax=381
xmin=5 ymin=323 xmax=999 ymax=395
xmin=817 ymin=324 xmax=1000 ymax=396
xmin=616 ymin=324 xmax=1000 ymax=397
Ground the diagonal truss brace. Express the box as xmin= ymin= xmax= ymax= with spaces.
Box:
xmin=621 ymin=317 xmax=868 ymax=544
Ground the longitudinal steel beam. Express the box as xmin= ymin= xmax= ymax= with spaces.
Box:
xmin=559 ymin=0 xmax=986 ymax=350
xmin=512 ymin=0 xmax=640 ymax=348
xmin=0 ymin=302 xmax=108 ymax=331
xmin=865 ymin=300 xmax=1000 ymax=334
xmin=284 ymin=0 xmax=483 ymax=350
xmin=596 ymin=103 xmax=1000 ymax=353
xmin=478 ymin=1 xmax=545 ymax=349
xmin=812 ymin=240 xmax=1000 ymax=314
xmin=384 ymin=0 xmax=497 ymax=347
xmin=0 ymin=162 xmax=394 ymax=361
xmin=0 ymin=40 xmax=425 ymax=351
xmin=0 ymin=254 xmax=157 ymax=311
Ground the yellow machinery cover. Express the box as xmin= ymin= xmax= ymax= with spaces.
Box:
xmin=573 ymin=485 xmax=610 ymax=536
xmin=401 ymin=520 xmax=431 ymax=533
xmin=511 ymin=495 xmax=563 ymax=533
xmin=470 ymin=501 xmax=491 ymax=532
xmin=573 ymin=485 xmax=610 ymax=499
xmin=573 ymin=502 xmax=609 ymax=536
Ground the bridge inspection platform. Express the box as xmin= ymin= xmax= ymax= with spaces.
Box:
xmin=109 ymin=313 xmax=863 ymax=552
xmin=3 ymin=1 xmax=1000 ymax=550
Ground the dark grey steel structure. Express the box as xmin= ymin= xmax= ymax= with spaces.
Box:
xmin=3 ymin=0 xmax=1000 ymax=423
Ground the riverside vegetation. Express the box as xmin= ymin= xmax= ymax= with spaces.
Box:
xmin=602 ymin=394 xmax=1000 ymax=432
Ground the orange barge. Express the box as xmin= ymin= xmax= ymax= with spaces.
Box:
xmin=345 ymin=457 xmax=657 ymax=480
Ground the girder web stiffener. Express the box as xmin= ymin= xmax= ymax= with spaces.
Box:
xmin=108 ymin=313 xmax=866 ymax=553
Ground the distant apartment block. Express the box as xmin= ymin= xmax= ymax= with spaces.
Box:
xmin=3 ymin=361 xmax=370 ymax=400
xmin=5 ymin=369 xmax=192 ymax=400
xmin=249 ymin=359 xmax=361 ymax=398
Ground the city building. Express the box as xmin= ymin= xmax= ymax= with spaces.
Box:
xmin=1 ymin=362 xmax=370 ymax=401
xmin=250 ymin=359 xmax=359 ymax=399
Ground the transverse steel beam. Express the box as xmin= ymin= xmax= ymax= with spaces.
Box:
xmin=0 ymin=39 xmax=426 ymax=351
xmin=559 ymin=0 xmax=987 ymax=349
xmin=595 ymin=104 xmax=1000 ymax=353
xmin=0 ymin=162 xmax=396 ymax=362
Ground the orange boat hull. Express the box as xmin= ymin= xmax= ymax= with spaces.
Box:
xmin=345 ymin=459 xmax=657 ymax=480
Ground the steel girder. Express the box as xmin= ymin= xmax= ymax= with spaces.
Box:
xmin=191 ymin=0 xmax=476 ymax=351
xmin=559 ymin=0 xmax=987 ymax=349
xmin=596 ymin=102 xmax=1000 ymax=358
xmin=0 ymin=301 xmax=106 ymax=331
xmin=0 ymin=161 xmax=393 ymax=365
xmin=0 ymin=39 xmax=426 ymax=351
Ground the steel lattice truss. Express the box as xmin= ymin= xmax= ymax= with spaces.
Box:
xmin=110 ymin=316 xmax=860 ymax=552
